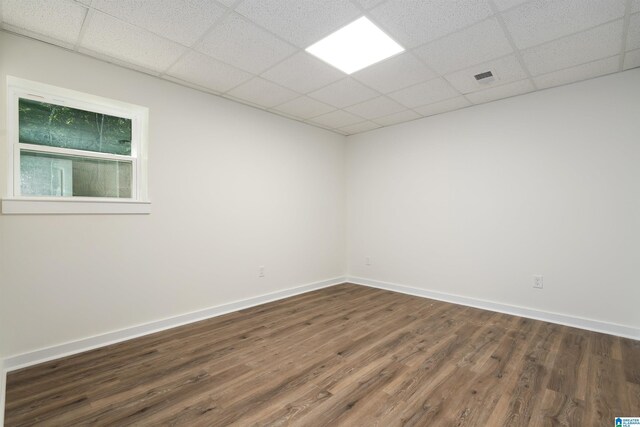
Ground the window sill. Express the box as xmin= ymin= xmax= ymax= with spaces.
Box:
xmin=1 ymin=198 xmax=151 ymax=215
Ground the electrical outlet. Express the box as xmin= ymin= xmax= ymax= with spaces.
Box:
xmin=365 ymin=256 xmax=371 ymax=266
xmin=533 ymin=275 xmax=543 ymax=289
xmin=259 ymin=266 xmax=265 ymax=278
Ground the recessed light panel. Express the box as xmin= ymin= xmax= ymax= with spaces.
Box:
xmin=305 ymin=17 xmax=405 ymax=74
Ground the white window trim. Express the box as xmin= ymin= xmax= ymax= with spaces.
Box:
xmin=3 ymin=76 xmax=150 ymax=214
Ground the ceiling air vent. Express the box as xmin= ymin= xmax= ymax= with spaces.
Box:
xmin=474 ymin=70 xmax=495 ymax=84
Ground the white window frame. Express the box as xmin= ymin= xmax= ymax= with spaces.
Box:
xmin=2 ymin=76 xmax=150 ymax=214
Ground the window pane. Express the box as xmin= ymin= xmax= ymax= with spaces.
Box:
xmin=21 ymin=151 xmax=132 ymax=198
xmin=19 ymin=98 xmax=132 ymax=155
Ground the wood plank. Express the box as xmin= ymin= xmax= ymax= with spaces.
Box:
xmin=621 ymin=337 xmax=640 ymax=384
xmin=584 ymin=354 xmax=633 ymax=425
xmin=4 ymin=283 xmax=639 ymax=426
xmin=529 ymin=389 xmax=584 ymax=427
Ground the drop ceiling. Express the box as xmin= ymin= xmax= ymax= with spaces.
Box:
xmin=1 ymin=0 xmax=639 ymax=135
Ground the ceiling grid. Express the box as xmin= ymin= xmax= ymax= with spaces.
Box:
xmin=0 ymin=0 xmax=637 ymax=135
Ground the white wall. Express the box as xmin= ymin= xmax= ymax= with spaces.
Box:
xmin=0 ymin=32 xmax=346 ymax=359
xmin=347 ymin=69 xmax=640 ymax=331
xmin=1 ymin=30 xmax=638 ymax=368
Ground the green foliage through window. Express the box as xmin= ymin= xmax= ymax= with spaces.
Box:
xmin=19 ymin=98 xmax=132 ymax=155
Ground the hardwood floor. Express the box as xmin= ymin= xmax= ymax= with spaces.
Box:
xmin=5 ymin=283 xmax=639 ymax=426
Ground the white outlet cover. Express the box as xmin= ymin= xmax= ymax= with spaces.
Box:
xmin=533 ymin=275 xmax=543 ymax=289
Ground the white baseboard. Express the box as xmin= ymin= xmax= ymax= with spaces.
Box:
xmin=2 ymin=275 xmax=636 ymax=425
xmin=348 ymin=276 xmax=640 ymax=341
xmin=0 ymin=276 xmax=346 ymax=425
xmin=2 ymin=276 xmax=346 ymax=373
xmin=0 ymin=358 xmax=5 ymax=427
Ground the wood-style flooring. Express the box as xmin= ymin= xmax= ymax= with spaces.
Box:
xmin=5 ymin=283 xmax=640 ymax=426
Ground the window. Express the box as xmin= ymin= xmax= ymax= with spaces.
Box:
xmin=3 ymin=77 xmax=150 ymax=214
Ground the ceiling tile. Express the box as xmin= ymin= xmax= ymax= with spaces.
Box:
xmin=522 ymin=20 xmax=624 ymax=76
xmin=235 ymin=0 xmax=361 ymax=48
xmin=261 ymin=52 xmax=344 ymax=94
xmin=344 ymin=96 xmax=406 ymax=120
xmin=352 ymin=53 xmax=437 ymax=94
xmin=308 ymin=78 xmax=379 ymax=108
xmin=466 ymin=79 xmax=534 ymax=104
xmin=388 ymin=78 xmax=460 ymax=108
xmin=492 ymin=0 xmax=531 ymax=12
xmin=2 ymin=0 xmax=87 ymax=44
xmin=502 ymin=0 xmax=626 ymax=50
xmin=226 ymin=77 xmax=299 ymax=107
xmin=196 ymin=12 xmax=296 ymax=74
xmin=533 ymin=56 xmax=620 ymax=89
xmin=624 ymin=49 xmax=640 ymax=70
xmin=351 ymin=0 xmax=387 ymax=10
xmin=310 ymin=110 xmax=365 ymax=128
xmin=4 ymin=0 xmax=634 ymax=127
xmin=340 ymin=121 xmax=381 ymax=135
xmin=273 ymin=96 xmax=336 ymax=119
xmin=81 ymin=10 xmax=187 ymax=72
xmin=369 ymin=0 xmax=493 ymax=48
xmin=166 ymin=51 xmax=252 ymax=93
xmin=90 ymin=0 xmax=225 ymax=46
xmin=414 ymin=96 xmax=471 ymax=116
xmin=415 ymin=18 xmax=512 ymax=74
xmin=627 ymin=13 xmax=640 ymax=51
xmin=444 ymin=55 xmax=528 ymax=93
xmin=373 ymin=110 xmax=422 ymax=126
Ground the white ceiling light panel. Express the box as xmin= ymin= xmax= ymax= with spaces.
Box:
xmin=305 ymin=17 xmax=405 ymax=74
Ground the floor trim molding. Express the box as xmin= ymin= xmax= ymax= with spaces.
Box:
xmin=0 ymin=358 xmax=5 ymax=427
xmin=3 ymin=276 xmax=637 ymax=424
xmin=2 ymin=276 xmax=346 ymax=373
xmin=348 ymin=276 xmax=640 ymax=340
xmin=0 ymin=277 xmax=345 ymax=423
